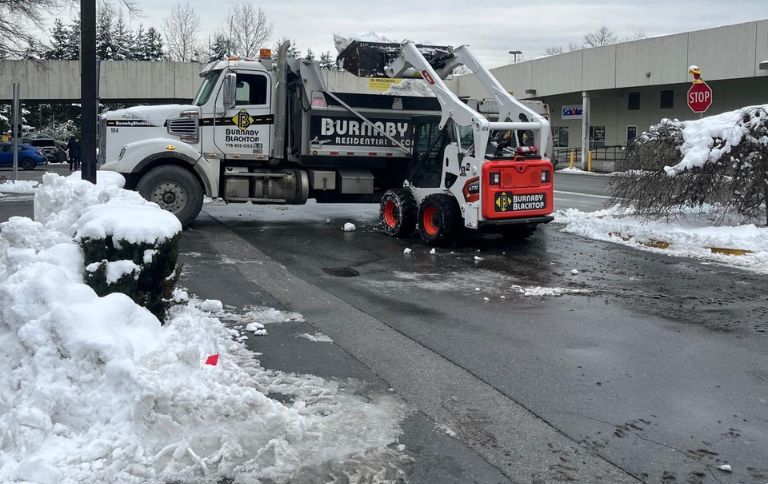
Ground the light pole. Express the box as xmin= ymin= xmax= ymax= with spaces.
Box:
xmin=80 ymin=0 xmax=97 ymax=184
xmin=508 ymin=50 xmax=522 ymax=63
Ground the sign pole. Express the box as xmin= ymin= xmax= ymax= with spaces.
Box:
xmin=11 ymin=82 xmax=20 ymax=182
xmin=80 ymin=0 xmax=98 ymax=184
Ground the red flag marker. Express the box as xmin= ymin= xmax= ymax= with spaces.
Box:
xmin=205 ymin=354 xmax=219 ymax=366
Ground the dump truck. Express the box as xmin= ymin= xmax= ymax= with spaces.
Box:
xmin=100 ymin=40 xmax=555 ymax=243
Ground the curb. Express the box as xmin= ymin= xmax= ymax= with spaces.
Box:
xmin=608 ymin=232 xmax=753 ymax=256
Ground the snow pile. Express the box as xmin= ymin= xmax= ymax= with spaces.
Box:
xmin=0 ymin=175 xmax=406 ymax=482
xmin=383 ymin=79 xmax=435 ymax=97
xmin=333 ymin=32 xmax=395 ymax=53
xmin=298 ymin=332 xmax=334 ymax=343
xmin=0 ymin=180 xmax=38 ymax=195
xmin=663 ymin=105 xmax=768 ymax=176
xmin=342 ymin=222 xmax=356 ymax=232
xmin=555 ymin=206 xmax=768 ymax=273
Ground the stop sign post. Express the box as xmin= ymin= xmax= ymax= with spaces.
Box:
xmin=688 ymin=82 xmax=713 ymax=114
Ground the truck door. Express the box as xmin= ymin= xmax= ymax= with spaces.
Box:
xmin=214 ymin=71 xmax=272 ymax=160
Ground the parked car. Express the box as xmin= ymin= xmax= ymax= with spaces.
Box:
xmin=0 ymin=143 xmax=48 ymax=170
xmin=22 ymin=135 xmax=68 ymax=163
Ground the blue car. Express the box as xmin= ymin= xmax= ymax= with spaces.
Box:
xmin=0 ymin=142 xmax=47 ymax=170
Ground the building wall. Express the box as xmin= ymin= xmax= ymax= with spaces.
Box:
xmin=545 ymin=77 xmax=768 ymax=152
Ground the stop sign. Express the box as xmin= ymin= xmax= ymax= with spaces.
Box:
xmin=688 ymin=82 xmax=713 ymax=113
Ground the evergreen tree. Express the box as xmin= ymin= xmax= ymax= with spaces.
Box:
xmin=319 ymin=51 xmax=336 ymax=70
xmin=23 ymin=39 xmax=43 ymax=60
xmin=304 ymin=48 xmax=315 ymax=61
xmin=145 ymin=27 xmax=166 ymax=61
xmin=46 ymin=19 xmax=70 ymax=60
xmin=112 ymin=14 xmax=134 ymax=60
xmin=132 ymin=25 xmax=146 ymax=60
xmin=66 ymin=17 xmax=81 ymax=60
xmin=96 ymin=7 xmax=116 ymax=60
xmin=207 ymin=34 xmax=229 ymax=62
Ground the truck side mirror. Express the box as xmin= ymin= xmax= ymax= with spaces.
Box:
xmin=222 ymin=73 xmax=237 ymax=109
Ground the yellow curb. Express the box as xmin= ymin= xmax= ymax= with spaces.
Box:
xmin=609 ymin=232 xmax=671 ymax=249
xmin=707 ymin=247 xmax=753 ymax=256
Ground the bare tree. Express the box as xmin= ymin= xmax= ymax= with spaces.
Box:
xmin=568 ymin=42 xmax=582 ymax=52
xmin=544 ymin=46 xmax=563 ymax=56
xmin=0 ymin=0 xmax=140 ymax=58
xmin=630 ymin=28 xmax=647 ymax=40
xmin=583 ymin=26 xmax=617 ymax=48
xmin=224 ymin=2 xmax=272 ymax=58
xmin=163 ymin=1 xmax=200 ymax=62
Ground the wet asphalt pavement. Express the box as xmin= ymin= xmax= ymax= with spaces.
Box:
xmin=2 ymin=171 xmax=766 ymax=483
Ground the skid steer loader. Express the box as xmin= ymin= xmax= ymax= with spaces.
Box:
xmin=342 ymin=41 xmax=555 ymax=245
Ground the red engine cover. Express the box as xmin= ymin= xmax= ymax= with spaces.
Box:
xmin=481 ymin=159 xmax=554 ymax=220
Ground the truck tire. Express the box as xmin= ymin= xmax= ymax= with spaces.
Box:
xmin=417 ymin=194 xmax=462 ymax=246
xmin=136 ymin=165 xmax=204 ymax=227
xmin=380 ymin=188 xmax=416 ymax=237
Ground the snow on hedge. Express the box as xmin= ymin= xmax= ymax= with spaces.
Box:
xmin=663 ymin=104 xmax=768 ymax=176
xmin=0 ymin=174 xmax=406 ymax=482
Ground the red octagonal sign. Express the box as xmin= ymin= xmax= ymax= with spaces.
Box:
xmin=688 ymin=82 xmax=713 ymax=114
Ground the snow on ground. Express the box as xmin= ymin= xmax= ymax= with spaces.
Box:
xmin=0 ymin=175 xmax=408 ymax=483
xmin=556 ymin=167 xmax=611 ymax=176
xmin=662 ymin=104 xmax=768 ymax=176
xmin=555 ymin=205 xmax=768 ymax=273
xmin=0 ymin=180 xmax=38 ymax=195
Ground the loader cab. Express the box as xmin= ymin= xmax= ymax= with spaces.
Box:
xmin=409 ymin=117 xmax=446 ymax=188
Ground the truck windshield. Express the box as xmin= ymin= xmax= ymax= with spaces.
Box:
xmin=193 ymin=71 xmax=221 ymax=106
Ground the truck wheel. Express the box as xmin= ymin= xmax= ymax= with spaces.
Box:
xmin=417 ymin=194 xmax=461 ymax=246
xmin=136 ymin=165 xmax=204 ymax=227
xmin=21 ymin=159 xmax=36 ymax=171
xmin=380 ymin=188 xmax=416 ymax=237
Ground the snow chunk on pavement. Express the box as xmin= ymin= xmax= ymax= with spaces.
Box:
xmin=298 ymin=332 xmax=334 ymax=343
xmin=403 ymin=248 xmax=412 ymax=254
xmin=199 ymin=298 xmax=224 ymax=312
xmin=571 ymin=269 xmax=579 ymax=275
xmin=717 ymin=464 xmax=732 ymax=472
xmin=342 ymin=222 xmax=356 ymax=232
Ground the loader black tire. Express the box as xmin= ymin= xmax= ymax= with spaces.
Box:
xmin=417 ymin=194 xmax=462 ymax=246
xmin=380 ymin=188 xmax=417 ymax=237
xmin=136 ymin=165 xmax=204 ymax=228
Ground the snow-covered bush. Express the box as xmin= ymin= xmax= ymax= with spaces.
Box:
xmin=34 ymin=172 xmax=182 ymax=319
xmin=613 ymin=106 xmax=768 ymax=225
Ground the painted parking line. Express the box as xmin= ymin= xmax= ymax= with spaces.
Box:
xmin=554 ymin=190 xmax=612 ymax=200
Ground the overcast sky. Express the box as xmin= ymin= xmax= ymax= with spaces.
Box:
xmin=50 ymin=0 xmax=767 ymax=66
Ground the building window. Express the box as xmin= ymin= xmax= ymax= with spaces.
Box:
xmin=660 ymin=90 xmax=674 ymax=109
xmin=627 ymin=126 xmax=638 ymax=144
xmin=554 ymin=127 xmax=569 ymax=148
xmin=627 ymin=92 xmax=640 ymax=111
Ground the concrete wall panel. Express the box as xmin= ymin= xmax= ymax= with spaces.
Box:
xmin=582 ymin=45 xmax=616 ymax=91
xmin=688 ymin=22 xmax=758 ymax=80
xmin=616 ymin=33 xmax=689 ymax=87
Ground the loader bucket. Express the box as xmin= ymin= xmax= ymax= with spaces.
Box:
xmin=337 ymin=41 xmax=454 ymax=78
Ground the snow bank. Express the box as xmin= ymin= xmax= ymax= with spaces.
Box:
xmin=555 ymin=205 xmax=768 ymax=273
xmin=0 ymin=180 xmax=38 ymax=195
xmin=663 ymin=105 xmax=768 ymax=176
xmin=0 ymin=175 xmax=407 ymax=482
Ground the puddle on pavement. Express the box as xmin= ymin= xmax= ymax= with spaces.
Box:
xmin=322 ymin=267 xmax=361 ymax=277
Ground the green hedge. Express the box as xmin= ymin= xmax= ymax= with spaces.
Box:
xmin=81 ymin=234 xmax=181 ymax=321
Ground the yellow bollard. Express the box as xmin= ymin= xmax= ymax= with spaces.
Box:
xmin=569 ymin=149 xmax=575 ymax=169
xmin=587 ymin=150 xmax=593 ymax=172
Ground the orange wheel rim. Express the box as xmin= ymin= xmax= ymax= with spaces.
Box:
xmin=383 ymin=200 xmax=398 ymax=228
xmin=422 ymin=206 xmax=439 ymax=237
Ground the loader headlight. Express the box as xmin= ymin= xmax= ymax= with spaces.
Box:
xmin=489 ymin=172 xmax=500 ymax=186
xmin=541 ymin=170 xmax=550 ymax=183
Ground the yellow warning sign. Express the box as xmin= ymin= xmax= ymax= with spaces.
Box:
xmin=368 ymin=78 xmax=402 ymax=93
xmin=233 ymin=109 xmax=253 ymax=130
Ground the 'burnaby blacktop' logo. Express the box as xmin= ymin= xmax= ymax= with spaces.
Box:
xmin=233 ymin=109 xmax=253 ymax=130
